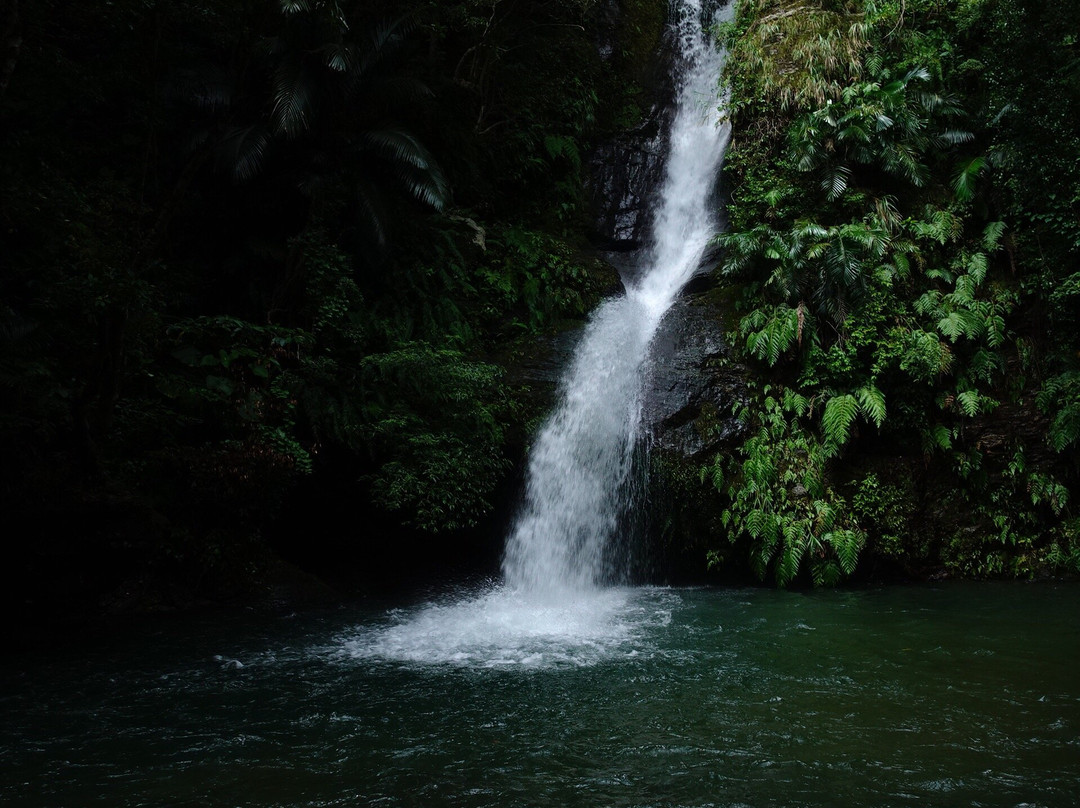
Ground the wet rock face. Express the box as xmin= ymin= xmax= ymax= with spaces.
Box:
xmin=589 ymin=118 xmax=670 ymax=249
xmin=588 ymin=0 xmax=746 ymax=459
xmin=509 ymin=327 xmax=584 ymax=389
xmin=588 ymin=0 xmax=677 ymax=251
xmin=588 ymin=0 xmax=731 ymax=251
xmin=642 ymin=292 xmax=748 ymax=458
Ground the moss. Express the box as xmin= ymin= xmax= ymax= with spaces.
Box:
xmin=647 ymin=448 xmax=735 ymax=581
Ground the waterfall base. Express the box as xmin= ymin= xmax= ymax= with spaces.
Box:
xmin=339 ymin=584 xmax=678 ymax=669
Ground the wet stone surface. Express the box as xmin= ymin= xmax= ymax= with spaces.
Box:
xmin=642 ymin=291 xmax=748 ymax=458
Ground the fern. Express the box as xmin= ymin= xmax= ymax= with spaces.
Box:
xmin=969 ymin=349 xmax=1002 ymax=383
xmin=955 ymin=389 xmax=984 ymax=417
xmin=915 ymin=290 xmax=942 ymax=315
xmin=855 ymin=385 xmax=887 ymax=428
xmin=1028 ymin=472 xmax=1069 ymax=516
xmin=743 ymin=305 xmax=799 ymax=365
xmin=746 ymin=508 xmax=768 ymax=539
xmin=778 ymin=530 xmax=804 ymax=586
xmin=783 ymin=388 xmax=811 ymax=417
xmin=822 ymin=394 xmax=859 ymax=447
xmin=982 ymin=221 xmax=1006 ymax=252
xmin=1049 ymin=405 xmax=1080 ymax=453
xmin=926 ymin=424 xmax=953 ymax=451
xmin=1036 ymin=372 xmax=1080 ymax=452
xmin=985 ymin=313 xmax=1007 ymax=347
xmin=814 ymin=499 xmax=839 ymax=533
xmin=952 ymin=274 xmax=977 ymax=302
xmin=828 ymin=529 xmax=865 ymax=575
xmin=966 ymin=252 xmax=989 ymax=285
xmin=937 ymin=309 xmax=984 ymax=342
xmin=811 ymin=559 xmax=843 ymax=587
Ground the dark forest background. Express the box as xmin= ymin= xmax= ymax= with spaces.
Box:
xmin=1 ymin=0 xmax=1077 ymax=630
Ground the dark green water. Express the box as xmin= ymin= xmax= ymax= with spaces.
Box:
xmin=2 ymin=583 xmax=1078 ymax=807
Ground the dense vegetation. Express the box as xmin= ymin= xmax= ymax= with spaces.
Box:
xmin=704 ymin=0 xmax=1080 ymax=585
xmin=0 ymin=0 xmax=660 ymax=618
xmin=1 ymin=0 xmax=1077 ymax=623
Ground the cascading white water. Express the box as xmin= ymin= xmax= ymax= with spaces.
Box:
xmin=502 ymin=0 xmax=733 ymax=598
xmin=346 ymin=0 xmax=732 ymax=667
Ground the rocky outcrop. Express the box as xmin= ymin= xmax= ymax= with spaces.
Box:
xmin=642 ymin=290 xmax=748 ymax=457
xmin=589 ymin=0 xmax=746 ymax=452
xmin=589 ymin=116 xmax=670 ymax=249
xmin=588 ymin=0 xmax=675 ymax=250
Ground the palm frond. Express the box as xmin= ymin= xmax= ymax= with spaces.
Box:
xmin=822 ymin=164 xmax=851 ymax=200
xmin=359 ymin=17 xmax=414 ymax=77
xmin=272 ymin=58 xmax=314 ymax=137
xmin=355 ymin=180 xmax=388 ymax=252
xmin=952 ymin=156 xmax=985 ymax=202
xmin=280 ymin=1 xmax=312 ymax=13
xmin=361 ymin=128 xmax=449 ymax=210
xmin=387 ymin=161 xmax=450 ymax=211
xmin=319 ymin=42 xmax=356 ymax=73
xmin=220 ymin=125 xmax=272 ymax=181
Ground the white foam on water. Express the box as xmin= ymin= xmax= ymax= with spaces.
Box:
xmin=337 ymin=586 xmax=679 ymax=669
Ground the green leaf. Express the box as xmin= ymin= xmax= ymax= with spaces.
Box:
xmin=822 ymin=394 xmax=858 ymax=447
xmin=952 ymin=156 xmax=985 ymax=202
xmin=982 ymin=221 xmax=1006 ymax=252
xmin=929 ymin=424 xmax=953 ymax=450
xmin=855 ymin=385 xmax=887 ymax=428
xmin=205 ymin=375 xmax=235 ymax=396
xmin=829 ymin=529 xmax=864 ymax=575
xmin=967 ymin=252 xmax=989 ymax=285
xmin=956 ymin=390 xmax=981 ymax=417
xmin=778 ymin=530 xmax=803 ymax=586
xmin=172 ymin=346 xmax=202 ymax=366
xmin=783 ymin=389 xmax=810 ymax=417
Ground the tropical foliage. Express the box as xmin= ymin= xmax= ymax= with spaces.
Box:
xmin=0 ymin=0 xmax=623 ymax=613
xmin=706 ymin=0 xmax=1080 ymax=585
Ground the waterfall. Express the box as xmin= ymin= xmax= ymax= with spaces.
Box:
xmin=502 ymin=0 xmax=732 ymax=598
xmin=347 ymin=0 xmax=733 ymax=668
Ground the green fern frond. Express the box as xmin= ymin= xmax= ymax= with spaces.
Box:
xmin=926 ymin=423 xmax=953 ymax=451
xmin=983 ymin=221 xmax=1006 ymax=252
xmin=823 ymin=394 xmax=858 ymax=447
xmin=783 ymin=389 xmax=811 ymax=417
xmin=778 ymin=530 xmax=804 ymax=586
xmin=855 ymin=385 xmax=887 ymax=428
xmin=956 ymin=390 xmax=981 ymax=416
xmin=967 ymin=252 xmax=989 ymax=284
xmin=829 ymin=529 xmax=864 ymax=575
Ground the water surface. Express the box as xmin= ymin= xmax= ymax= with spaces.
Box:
xmin=3 ymin=583 xmax=1078 ymax=807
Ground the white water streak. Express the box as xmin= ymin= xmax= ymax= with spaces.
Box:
xmin=343 ymin=2 xmax=731 ymax=669
xmin=502 ymin=0 xmax=732 ymax=598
